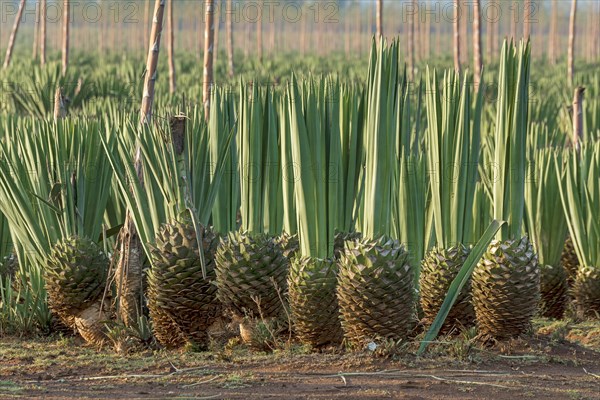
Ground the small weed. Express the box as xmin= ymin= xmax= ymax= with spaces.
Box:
xmin=447 ymin=326 xmax=478 ymax=360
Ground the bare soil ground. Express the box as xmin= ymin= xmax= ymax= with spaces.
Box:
xmin=1 ymin=319 xmax=600 ymax=400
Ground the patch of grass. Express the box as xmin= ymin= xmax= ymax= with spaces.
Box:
xmin=535 ymin=318 xmax=571 ymax=343
xmin=221 ymin=373 xmax=253 ymax=389
xmin=0 ymin=380 xmax=23 ymax=395
xmin=535 ymin=318 xmax=600 ymax=351
xmin=566 ymin=390 xmax=585 ymax=400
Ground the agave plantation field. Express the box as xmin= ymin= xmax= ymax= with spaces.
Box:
xmin=1 ymin=0 xmax=600 ymax=398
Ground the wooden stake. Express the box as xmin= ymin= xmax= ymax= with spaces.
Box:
xmin=227 ymin=0 xmax=234 ymax=77
xmin=460 ymin=0 xmax=468 ymax=64
xmin=408 ymin=0 xmax=415 ymax=80
xmin=40 ymin=0 xmax=46 ymax=65
xmin=473 ymin=0 xmax=482 ymax=83
xmin=203 ymin=0 xmax=215 ymax=120
xmin=144 ymin=0 xmax=151 ymax=46
xmin=523 ymin=0 xmax=531 ymax=39
xmin=257 ymin=0 xmax=263 ymax=62
xmin=140 ymin=0 xmax=165 ymax=122
xmin=376 ymin=0 xmax=383 ymax=38
xmin=453 ymin=0 xmax=461 ymax=73
xmin=33 ymin=0 xmax=40 ymax=60
xmin=2 ymin=0 xmax=26 ymax=69
xmin=167 ymin=0 xmax=176 ymax=94
xmin=486 ymin=5 xmax=493 ymax=62
xmin=568 ymin=0 xmax=577 ymax=86
xmin=61 ymin=0 xmax=69 ymax=76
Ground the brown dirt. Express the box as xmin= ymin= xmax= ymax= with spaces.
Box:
xmin=1 ymin=323 xmax=600 ymax=399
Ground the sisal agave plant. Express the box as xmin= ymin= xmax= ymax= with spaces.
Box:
xmin=556 ymin=141 xmax=600 ymax=317
xmin=524 ymin=124 xmax=569 ymax=319
xmin=337 ymin=38 xmax=416 ymax=347
xmin=420 ymin=67 xmax=484 ymax=332
xmin=0 ymin=116 xmax=115 ymax=344
xmin=472 ymin=40 xmax=540 ymax=340
xmin=214 ymin=83 xmax=288 ymax=330
xmin=284 ymin=75 xmax=348 ymax=348
xmin=103 ymin=102 xmax=234 ymax=349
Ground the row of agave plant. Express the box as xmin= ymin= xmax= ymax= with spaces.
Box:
xmin=0 ymin=39 xmax=598 ymax=351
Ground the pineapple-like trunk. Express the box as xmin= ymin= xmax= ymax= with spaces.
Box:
xmin=148 ymin=222 xmax=221 ymax=349
xmin=539 ymin=265 xmax=568 ymax=319
xmin=45 ymin=236 xmax=110 ymax=346
xmin=572 ymin=266 xmax=600 ymax=318
xmin=337 ymin=237 xmax=416 ymax=347
xmin=561 ymin=236 xmax=579 ymax=287
xmin=472 ymin=237 xmax=540 ymax=339
xmin=288 ymin=257 xmax=343 ymax=348
xmin=215 ymin=231 xmax=288 ymax=320
xmin=420 ymin=245 xmax=475 ymax=332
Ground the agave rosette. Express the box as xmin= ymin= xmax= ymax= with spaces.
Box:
xmin=0 ymin=116 xmax=115 ymax=341
xmin=556 ymin=141 xmax=600 ymax=317
xmin=420 ymin=67 xmax=484 ymax=331
xmin=472 ymin=40 xmax=540 ymax=340
xmin=337 ymin=38 xmax=417 ymax=347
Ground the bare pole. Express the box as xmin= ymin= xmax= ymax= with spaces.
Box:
xmin=568 ymin=0 xmax=577 ymax=86
xmin=408 ymin=0 xmax=415 ymax=80
xmin=586 ymin=7 xmax=592 ymax=61
xmin=213 ymin=1 xmax=220 ymax=68
xmin=424 ymin=8 xmax=430 ymax=58
xmin=376 ymin=0 xmax=383 ymax=38
xmin=269 ymin=6 xmax=275 ymax=54
xmin=61 ymin=0 xmax=70 ymax=76
xmin=144 ymin=0 xmax=150 ymax=47
xmin=453 ymin=0 xmax=461 ymax=73
xmin=140 ymin=0 xmax=166 ymax=122
xmin=587 ymin=3 xmax=596 ymax=61
xmin=3 ymin=0 xmax=26 ymax=69
xmin=33 ymin=0 xmax=40 ymax=59
xmin=414 ymin=0 xmax=420 ymax=61
xmin=493 ymin=6 xmax=499 ymax=56
xmin=460 ymin=0 xmax=467 ymax=65
xmin=227 ymin=0 xmax=234 ymax=77
xmin=595 ymin=2 xmax=600 ymax=60
xmin=116 ymin=0 xmax=166 ymax=329
xmin=549 ymin=0 xmax=557 ymax=63
xmin=167 ymin=0 xmax=176 ymax=93
xmin=523 ymin=0 xmax=531 ymax=39
xmin=301 ymin=4 xmax=307 ymax=56
xmin=473 ymin=0 xmax=482 ymax=84
xmin=510 ymin=0 xmax=517 ymax=41
xmin=257 ymin=0 xmax=263 ymax=62
xmin=344 ymin=6 xmax=350 ymax=55
xmin=40 ymin=0 xmax=46 ymax=65
xmin=486 ymin=4 xmax=493 ymax=62
xmin=435 ymin=12 xmax=441 ymax=56
xmin=203 ymin=0 xmax=215 ymax=120
xmin=355 ymin=2 xmax=360 ymax=56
